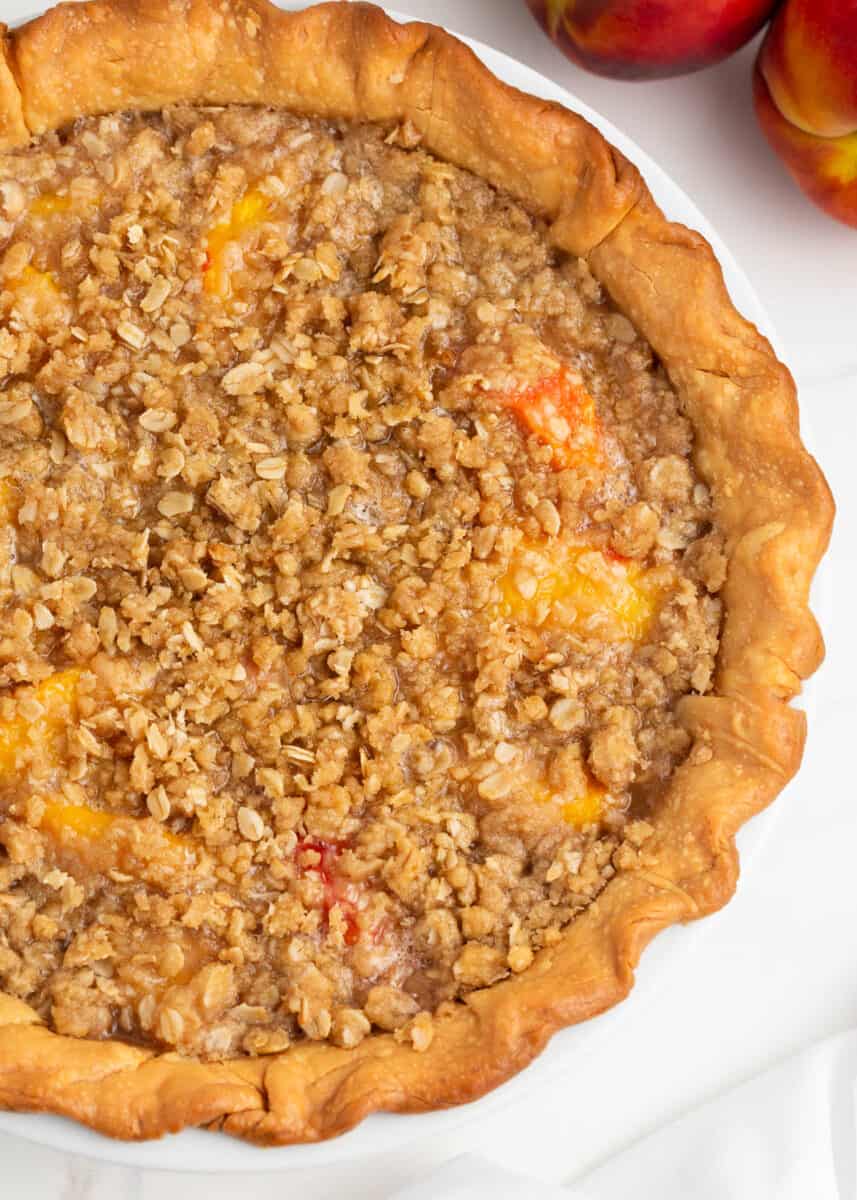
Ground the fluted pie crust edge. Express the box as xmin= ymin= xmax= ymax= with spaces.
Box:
xmin=0 ymin=0 xmax=834 ymax=1146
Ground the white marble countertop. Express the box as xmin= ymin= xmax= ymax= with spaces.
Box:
xmin=1 ymin=0 xmax=855 ymax=1195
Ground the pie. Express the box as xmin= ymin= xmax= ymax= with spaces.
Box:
xmin=0 ymin=0 xmax=833 ymax=1146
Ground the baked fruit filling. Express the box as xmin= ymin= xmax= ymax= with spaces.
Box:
xmin=0 ymin=106 xmax=724 ymax=1059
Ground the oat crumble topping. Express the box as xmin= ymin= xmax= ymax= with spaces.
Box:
xmin=0 ymin=106 xmax=724 ymax=1058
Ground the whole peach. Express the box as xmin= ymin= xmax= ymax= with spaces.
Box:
xmin=526 ymin=0 xmax=778 ymax=80
xmin=754 ymin=0 xmax=857 ymax=227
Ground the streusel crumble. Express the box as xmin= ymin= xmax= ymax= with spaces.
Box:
xmin=0 ymin=105 xmax=723 ymax=1059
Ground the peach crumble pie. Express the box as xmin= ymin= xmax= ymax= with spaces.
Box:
xmin=0 ymin=102 xmax=722 ymax=1058
xmin=0 ymin=0 xmax=831 ymax=1145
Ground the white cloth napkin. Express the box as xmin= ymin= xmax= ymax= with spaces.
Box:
xmin=392 ymin=1030 xmax=857 ymax=1199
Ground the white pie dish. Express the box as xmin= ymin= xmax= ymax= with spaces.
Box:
xmin=0 ymin=1 xmax=831 ymax=1171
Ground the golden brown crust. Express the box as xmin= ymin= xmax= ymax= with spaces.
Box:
xmin=0 ymin=25 xmax=27 ymax=147
xmin=0 ymin=0 xmax=833 ymax=1146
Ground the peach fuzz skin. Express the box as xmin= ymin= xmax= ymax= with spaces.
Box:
xmin=525 ymin=0 xmax=778 ymax=80
xmin=755 ymin=0 xmax=857 ymax=228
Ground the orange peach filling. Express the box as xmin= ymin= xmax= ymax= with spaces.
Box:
xmin=4 ymin=264 xmax=65 ymax=319
xmin=28 ymin=192 xmax=75 ymax=218
xmin=37 ymin=799 xmax=193 ymax=880
xmin=0 ymin=669 xmax=81 ymax=775
xmin=40 ymin=801 xmax=115 ymax=840
xmin=560 ymin=783 xmax=607 ymax=827
xmin=479 ymin=766 xmax=611 ymax=831
xmin=499 ymin=539 xmax=663 ymax=641
xmin=2 ymin=257 xmax=69 ymax=329
xmin=203 ymin=189 xmax=273 ymax=297
xmin=496 ymin=368 xmax=604 ymax=471
xmin=531 ymin=782 xmax=608 ymax=828
xmin=0 ymin=671 xmax=192 ymax=878
xmin=0 ymin=478 xmax=14 ymax=524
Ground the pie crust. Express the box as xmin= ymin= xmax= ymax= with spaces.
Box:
xmin=0 ymin=0 xmax=833 ymax=1145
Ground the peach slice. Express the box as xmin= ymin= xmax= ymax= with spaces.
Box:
xmin=480 ymin=769 xmax=611 ymax=841
xmin=0 ymin=479 xmax=15 ymax=576
xmin=498 ymin=540 xmax=662 ymax=642
xmin=0 ymin=668 xmax=81 ymax=775
xmin=496 ymin=368 xmax=605 ymax=472
xmin=529 ymin=780 xmax=609 ymax=829
xmin=560 ymin=782 xmax=607 ymax=828
xmin=28 ymin=188 xmax=99 ymax=220
xmin=28 ymin=193 xmax=75 ymax=219
xmin=0 ymin=479 xmax=13 ymax=517
xmin=0 ymin=479 xmax=15 ymax=537
xmin=6 ymin=264 xmax=60 ymax=295
xmin=38 ymin=800 xmax=192 ymax=881
xmin=203 ymin=189 xmax=273 ymax=297
xmin=4 ymin=264 xmax=68 ymax=324
xmin=0 ymin=669 xmax=196 ymax=880
xmin=40 ymin=801 xmax=115 ymax=840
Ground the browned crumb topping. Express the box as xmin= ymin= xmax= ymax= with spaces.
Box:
xmin=0 ymin=106 xmax=723 ymax=1059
